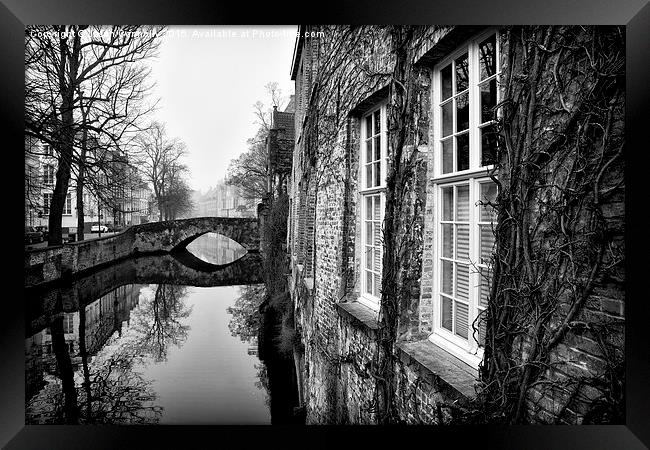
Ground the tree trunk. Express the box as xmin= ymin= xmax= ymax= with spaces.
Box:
xmin=76 ymin=131 xmax=87 ymax=241
xmin=48 ymin=31 xmax=80 ymax=246
xmin=48 ymin=87 xmax=74 ymax=245
xmin=78 ymin=307 xmax=93 ymax=421
xmin=50 ymin=315 xmax=79 ymax=424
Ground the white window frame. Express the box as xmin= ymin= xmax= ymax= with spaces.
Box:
xmin=43 ymin=164 xmax=55 ymax=186
xmin=358 ymin=102 xmax=388 ymax=312
xmin=63 ymin=193 xmax=72 ymax=216
xmin=432 ymin=29 xmax=500 ymax=180
xmin=429 ymin=29 xmax=501 ymax=369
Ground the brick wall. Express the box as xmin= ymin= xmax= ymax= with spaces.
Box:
xmin=287 ymin=25 xmax=624 ymax=425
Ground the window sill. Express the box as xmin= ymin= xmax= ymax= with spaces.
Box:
xmin=336 ymin=301 xmax=380 ymax=335
xmin=396 ymin=339 xmax=478 ymax=401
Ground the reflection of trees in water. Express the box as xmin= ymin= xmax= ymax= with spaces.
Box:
xmin=129 ymin=284 xmax=192 ymax=363
xmin=228 ymin=285 xmax=271 ymax=406
xmin=227 ymin=285 xmax=265 ymax=344
xmin=74 ymin=347 xmax=162 ymax=424
xmin=27 ymin=283 xmax=191 ymax=424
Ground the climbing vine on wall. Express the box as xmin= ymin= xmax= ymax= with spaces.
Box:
xmin=476 ymin=25 xmax=625 ymax=424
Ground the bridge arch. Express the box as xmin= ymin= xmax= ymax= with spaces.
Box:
xmin=131 ymin=217 xmax=260 ymax=254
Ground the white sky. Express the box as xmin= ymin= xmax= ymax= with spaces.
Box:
xmin=147 ymin=26 xmax=297 ymax=193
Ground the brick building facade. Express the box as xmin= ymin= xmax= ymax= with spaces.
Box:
xmin=286 ymin=25 xmax=624 ymax=424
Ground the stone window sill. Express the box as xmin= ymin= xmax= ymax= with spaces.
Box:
xmin=335 ymin=303 xmax=478 ymax=401
xmin=335 ymin=301 xmax=380 ymax=334
xmin=396 ymin=339 xmax=478 ymax=401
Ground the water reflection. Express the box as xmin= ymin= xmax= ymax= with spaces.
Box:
xmin=25 ymin=232 xmax=300 ymax=425
xmin=26 ymin=284 xmax=163 ymax=424
xmin=26 ymin=282 xmax=271 ymax=424
xmin=185 ymin=233 xmax=247 ymax=266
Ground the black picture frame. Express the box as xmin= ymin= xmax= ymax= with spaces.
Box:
xmin=4 ymin=0 xmax=649 ymax=448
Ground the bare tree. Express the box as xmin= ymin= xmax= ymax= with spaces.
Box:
xmin=25 ymin=25 xmax=163 ymax=244
xmin=136 ymin=122 xmax=193 ymax=221
xmin=226 ymin=128 xmax=269 ymax=206
xmin=226 ymin=82 xmax=290 ymax=207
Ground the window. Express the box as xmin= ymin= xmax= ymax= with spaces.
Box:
xmin=430 ymin=31 xmax=500 ymax=368
xmin=43 ymin=193 xmax=52 ymax=216
xmin=63 ymin=193 xmax=72 ymax=215
xmin=434 ymin=32 xmax=500 ymax=177
xmin=359 ymin=103 xmax=387 ymax=311
xmin=43 ymin=192 xmax=72 ymax=215
xmin=63 ymin=313 xmax=74 ymax=334
xmin=43 ymin=165 xmax=55 ymax=186
xmin=43 ymin=143 xmax=53 ymax=156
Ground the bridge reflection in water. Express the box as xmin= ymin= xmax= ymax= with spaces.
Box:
xmin=24 ymin=232 xmax=281 ymax=425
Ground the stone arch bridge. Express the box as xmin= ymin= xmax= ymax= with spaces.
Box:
xmin=25 ymin=216 xmax=260 ymax=287
xmin=132 ymin=216 xmax=260 ymax=253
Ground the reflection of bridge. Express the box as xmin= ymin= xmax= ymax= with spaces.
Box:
xmin=26 ymin=216 xmax=261 ymax=287
xmin=25 ymin=250 xmax=264 ymax=337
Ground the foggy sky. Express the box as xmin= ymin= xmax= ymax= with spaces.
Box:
xmin=148 ymin=26 xmax=297 ymax=193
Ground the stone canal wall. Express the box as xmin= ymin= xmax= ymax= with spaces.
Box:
xmin=25 ymin=228 xmax=137 ymax=287
xmin=25 ymin=217 xmax=260 ymax=287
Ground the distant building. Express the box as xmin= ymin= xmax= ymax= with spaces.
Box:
xmin=191 ymin=180 xmax=255 ymax=218
xmin=24 ymin=138 xmax=152 ymax=232
xmin=266 ymin=99 xmax=295 ymax=196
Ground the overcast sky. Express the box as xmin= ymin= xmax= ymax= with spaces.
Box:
xmin=147 ymin=26 xmax=297 ymax=193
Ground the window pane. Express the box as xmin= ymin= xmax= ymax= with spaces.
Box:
xmin=455 ymin=53 xmax=469 ymax=92
xmin=374 ymin=222 xmax=381 ymax=246
xmin=456 ymin=185 xmax=469 ymax=221
xmin=366 ymin=271 xmax=373 ymax=295
xmin=442 ymin=139 xmax=453 ymax=174
xmin=373 ymin=110 xmax=381 ymax=135
xmin=479 ymin=34 xmax=496 ymax=80
xmin=441 ymin=296 xmax=453 ymax=331
xmin=456 ymin=263 xmax=469 ymax=300
xmin=456 ymin=224 xmax=469 ymax=260
xmin=366 ymin=196 xmax=373 ymax=220
xmin=441 ymin=260 xmax=453 ymax=294
xmin=480 ymin=79 xmax=497 ymax=123
xmin=456 ymin=133 xmax=469 ymax=171
xmin=456 ymin=92 xmax=469 ymax=132
xmin=479 ymin=267 xmax=492 ymax=308
xmin=480 ymin=182 xmax=498 ymax=222
xmin=366 ymin=139 xmax=373 ymax=163
xmin=374 ymin=247 xmax=381 ymax=272
xmin=442 ymin=224 xmax=453 ymax=258
xmin=442 ymin=101 xmax=453 ymax=137
xmin=374 ymin=135 xmax=381 ymax=161
xmin=442 ymin=187 xmax=453 ymax=221
xmin=481 ymin=125 xmax=499 ymax=166
xmin=480 ymin=225 xmax=495 ymax=264
xmin=365 ymin=221 xmax=372 ymax=244
xmin=374 ymin=161 xmax=381 ymax=186
xmin=366 ymin=246 xmax=373 ymax=270
xmin=373 ymin=195 xmax=380 ymax=220
xmin=441 ymin=64 xmax=452 ymax=100
xmin=455 ymin=301 xmax=469 ymax=339
xmin=366 ymin=116 xmax=372 ymax=138
xmin=373 ymin=272 xmax=381 ymax=297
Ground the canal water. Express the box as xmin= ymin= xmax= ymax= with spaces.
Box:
xmin=25 ymin=233 xmax=299 ymax=425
